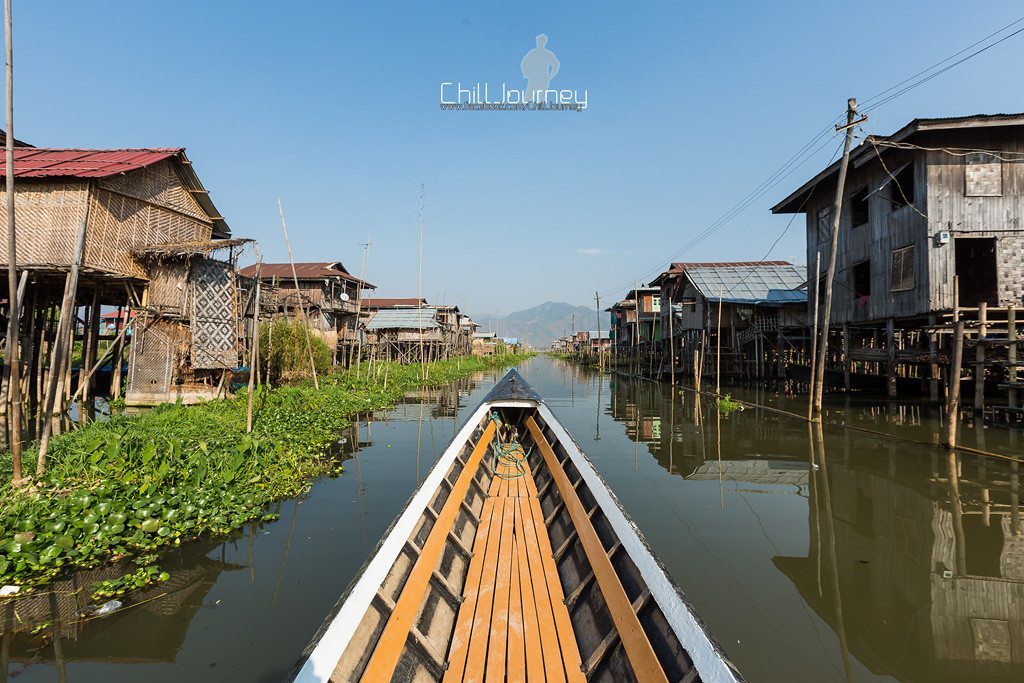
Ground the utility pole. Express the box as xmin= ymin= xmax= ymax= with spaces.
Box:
xmin=813 ymin=98 xmax=864 ymax=416
xmin=4 ymin=0 xmax=21 ymax=483
xmin=594 ymin=291 xmax=602 ymax=369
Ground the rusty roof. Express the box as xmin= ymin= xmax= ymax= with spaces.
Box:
xmin=361 ymin=297 xmax=427 ymax=309
xmin=239 ymin=262 xmax=375 ymax=288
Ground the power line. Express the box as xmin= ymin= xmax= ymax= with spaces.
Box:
xmin=599 ymin=14 xmax=1024 ymax=301
xmin=857 ymin=15 xmax=1024 ymax=112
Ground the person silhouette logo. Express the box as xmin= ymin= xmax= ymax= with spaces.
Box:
xmin=521 ymin=34 xmax=560 ymax=103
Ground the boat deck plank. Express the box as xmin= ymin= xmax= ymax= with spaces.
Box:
xmin=444 ymin=442 xmax=584 ymax=682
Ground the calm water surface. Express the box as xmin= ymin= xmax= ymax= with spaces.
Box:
xmin=4 ymin=356 xmax=1023 ymax=681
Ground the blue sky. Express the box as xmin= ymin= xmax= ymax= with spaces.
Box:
xmin=11 ymin=2 xmax=1024 ymax=314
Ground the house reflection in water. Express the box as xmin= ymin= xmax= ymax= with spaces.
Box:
xmin=1 ymin=538 xmax=243 ymax=673
xmin=775 ymin=439 xmax=1024 ymax=681
xmin=604 ymin=373 xmax=1024 ymax=680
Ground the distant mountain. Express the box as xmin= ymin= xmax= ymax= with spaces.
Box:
xmin=472 ymin=301 xmax=601 ymax=348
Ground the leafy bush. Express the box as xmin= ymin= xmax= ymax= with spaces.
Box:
xmin=258 ymin=318 xmax=334 ymax=383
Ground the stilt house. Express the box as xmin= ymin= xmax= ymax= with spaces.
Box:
xmin=0 ymin=146 xmax=251 ymax=408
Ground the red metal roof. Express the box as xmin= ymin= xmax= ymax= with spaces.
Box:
xmin=361 ymin=297 xmax=427 ymax=309
xmin=240 ymin=262 xmax=375 ymax=288
xmin=0 ymin=148 xmax=182 ymax=178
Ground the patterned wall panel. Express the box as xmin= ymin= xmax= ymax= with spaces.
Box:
xmin=190 ymin=258 xmax=238 ymax=369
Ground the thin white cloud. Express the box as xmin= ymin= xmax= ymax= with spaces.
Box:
xmin=577 ymin=247 xmax=606 ymax=256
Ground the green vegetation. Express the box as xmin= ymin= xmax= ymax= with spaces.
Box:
xmin=716 ymin=394 xmax=743 ymax=414
xmin=258 ymin=318 xmax=334 ymax=383
xmin=0 ymin=352 xmax=533 ymax=591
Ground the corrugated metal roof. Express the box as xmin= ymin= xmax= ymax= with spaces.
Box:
xmin=0 ymin=148 xmax=181 ymax=178
xmin=365 ymin=307 xmax=440 ymax=330
xmin=0 ymin=147 xmax=231 ymax=237
xmin=772 ymin=113 xmax=1024 ymax=214
xmin=684 ymin=263 xmax=805 ymax=304
xmin=239 ymin=262 xmax=374 ymax=288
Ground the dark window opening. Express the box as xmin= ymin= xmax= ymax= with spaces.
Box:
xmin=889 ymin=163 xmax=915 ymax=209
xmin=851 ymin=186 xmax=870 ymax=226
xmin=851 ymin=260 xmax=871 ymax=300
xmin=963 ymin=513 xmax=1004 ymax=577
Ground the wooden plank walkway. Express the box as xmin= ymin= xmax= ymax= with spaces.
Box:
xmin=445 ymin=443 xmax=585 ymax=682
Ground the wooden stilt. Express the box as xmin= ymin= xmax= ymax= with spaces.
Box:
xmin=886 ymin=318 xmax=896 ymax=398
xmin=947 ymin=320 xmax=965 ymax=449
xmin=37 ymin=210 xmax=89 ymax=476
xmin=975 ymin=301 xmax=987 ymax=413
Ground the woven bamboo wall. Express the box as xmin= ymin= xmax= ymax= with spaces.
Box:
xmin=146 ymin=260 xmax=191 ymax=317
xmin=0 ymin=181 xmax=89 ymax=266
xmin=0 ymin=160 xmax=214 ymax=278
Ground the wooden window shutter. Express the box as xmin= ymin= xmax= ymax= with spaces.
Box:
xmin=890 ymin=245 xmax=915 ymax=292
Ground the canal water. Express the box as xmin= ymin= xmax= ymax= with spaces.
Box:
xmin=3 ymin=355 xmax=1023 ymax=681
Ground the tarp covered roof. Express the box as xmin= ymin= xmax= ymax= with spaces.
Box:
xmin=365 ymin=307 xmax=440 ymax=330
xmin=683 ymin=262 xmax=805 ymax=305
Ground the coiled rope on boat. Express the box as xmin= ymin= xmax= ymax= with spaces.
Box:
xmin=490 ymin=413 xmax=531 ymax=479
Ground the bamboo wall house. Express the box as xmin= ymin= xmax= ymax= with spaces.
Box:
xmin=773 ymin=113 xmax=1024 ymax=416
xmin=0 ymin=146 xmax=251 ymax=412
xmin=239 ymin=261 xmax=374 ymax=363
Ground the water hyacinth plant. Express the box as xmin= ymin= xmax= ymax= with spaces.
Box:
xmin=0 ymin=353 xmax=534 ymax=590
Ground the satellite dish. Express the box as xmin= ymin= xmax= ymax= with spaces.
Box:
xmin=339 ymin=292 xmax=350 ymax=301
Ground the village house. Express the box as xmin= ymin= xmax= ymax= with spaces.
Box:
xmin=773 ymin=113 xmax=1024 ymax=404
xmin=238 ymin=261 xmax=374 ymax=363
xmin=650 ymin=261 xmax=806 ymax=378
xmin=0 ymin=145 xmax=251 ymax=408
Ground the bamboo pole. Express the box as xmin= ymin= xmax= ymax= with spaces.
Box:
xmin=3 ymin=0 xmax=22 ymax=482
xmin=37 ymin=211 xmax=89 ymax=476
xmin=110 ymin=306 xmax=126 ymax=398
xmin=808 ymin=252 xmax=821 ymax=421
xmin=276 ymin=196 xmax=319 ymax=390
xmin=246 ymin=251 xmax=262 ymax=433
xmin=68 ymin=316 xmax=135 ymax=405
xmin=946 ymin=320 xmax=965 ymax=449
xmin=715 ymin=286 xmax=723 ymax=396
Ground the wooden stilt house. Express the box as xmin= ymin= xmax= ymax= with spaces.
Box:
xmin=0 ymin=146 xmax=250 ymax=411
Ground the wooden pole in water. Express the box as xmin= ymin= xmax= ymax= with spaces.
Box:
xmin=814 ymin=98 xmax=861 ymax=415
xmin=668 ymin=293 xmax=675 ymax=386
xmin=3 ymin=0 xmax=23 ymax=482
xmin=594 ymin=291 xmax=602 ymax=371
xmin=974 ymin=301 xmax=987 ymax=414
xmin=246 ymin=250 xmax=262 ymax=433
xmin=946 ymin=320 xmax=965 ymax=449
xmin=1009 ymin=306 xmax=1018 ymax=409
xmin=808 ymin=252 xmax=821 ymax=421
xmin=715 ymin=286 xmax=723 ymax=397
xmin=37 ymin=208 xmax=88 ymax=476
xmin=277 ymin=196 xmax=319 ymax=390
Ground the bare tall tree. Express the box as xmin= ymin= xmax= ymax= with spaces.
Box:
xmin=4 ymin=0 xmax=22 ymax=483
